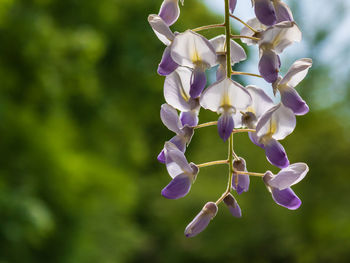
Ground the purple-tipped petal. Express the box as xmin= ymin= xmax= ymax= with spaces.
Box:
xmin=157 ymin=135 xmax=186 ymax=163
xmin=223 ymin=194 xmax=242 ymax=218
xmin=249 ymin=131 xmax=265 ymax=148
xmin=232 ymin=158 xmax=250 ymax=194
xmin=158 ymin=46 xmax=178 ymax=76
xmin=158 ymin=0 xmax=180 ymax=26
xmin=254 ymin=0 xmax=277 ymax=26
xmin=281 ymin=87 xmax=309 ymax=115
xmin=190 ymin=68 xmax=207 ymax=98
xmin=259 ymin=49 xmax=280 ymax=83
xmin=180 ymin=111 xmax=198 ymax=127
xmin=218 ymin=112 xmax=234 ymax=142
xmin=161 ymin=173 xmax=192 ymax=199
xmin=271 ymin=187 xmax=301 ymax=210
xmin=264 ymin=139 xmax=289 ymax=168
xmin=229 ymin=0 xmax=237 ymax=14
xmin=185 ymin=202 xmax=218 ymax=237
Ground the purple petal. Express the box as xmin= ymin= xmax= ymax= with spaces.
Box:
xmin=158 ymin=0 xmax=180 ymax=26
xmin=271 ymin=187 xmax=301 ymax=210
xmin=223 ymin=194 xmax=242 ymax=218
xmin=185 ymin=202 xmax=218 ymax=237
xmin=190 ymin=68 xmax=207 ymax=98
xmin=259 ymin=49 xmax=280 ymax=83
xmin=264 ymin=139 xmax=289 ymax=168
xmin=232 ymin=158 xmax=250 ymax=195
xmin=161 ymin=173 xmax=192 ymax=199
xmin=281 ymin=87 xmax=309 ymax=115
xmin=229 ymin=0 xmax=237 ymax=14
xmin=274 ymin=1 xmax=293 ymax=23
xmin=180 ymin=111 xmax=198 ymax=127
xmin=248 ymin=131 xmax=264 ymax=148
xmin=158 ymin=46 xmax=178 ymax=76
xmin=218 ymin=112 xmax=234 ymax=142
xmin=157 ymin=135 xmax=186 ymax=163
xmin=254 ymin=0 xmax=277 ymax=26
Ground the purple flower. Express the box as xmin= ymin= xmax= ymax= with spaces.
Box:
xmin=263 ymin=163 xmax=308 ymax=209
xmin=184 ymin=202 xmax=218 ymax=237
xmin=158 ymin=0 xmax=184 ymax=26
xmin=253 ymin=0 xmax=277 ymax=26
xmin=157 ymin=104 xmax=194 ymax=163
xmin=200 ymin=78 xmax=252 ymax=141
xmin=274 ymin=58 xmax=313 ymax=115
xmin=170 ymin=30 xmax=217 ymax=98
xmin=249 ymin=103 xmax=296 ymax=168
xmin=161 ymin=142 xmax=199 ymax=199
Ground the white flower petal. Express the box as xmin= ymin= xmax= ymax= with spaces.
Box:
xmin=260 ymin=21 xmax=302 ymax=53
xmin=200 ymin=78 xmax=252 ymax=112
xmin=148 ymin=14 xmax=175 ymax=46
xmin=210 ymin=35 xmax=246 ymax=65
xmin=256 ymin=103 xmax=296 ymax=140
xmin=160 ymin=103 xmax=183 ymax=134
xmin=164 ymin=67 xmax=192 ymax=112
xmin=279 ymin=58 xmax=312 ymax=88
xmin=171 ymin=30 xmax=217 ymax=68
xmin=245 ymin=85 xmax=275 ymax=120
xmin=165 ymin=141 xmax=193 ymax=175
xmin=268 ymin=163 xmax=309 ymax=189
xmin=240 ymin=18 xmax=266 ymax=45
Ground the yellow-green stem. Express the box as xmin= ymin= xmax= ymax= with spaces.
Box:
xmin=197 ymin=160 xmax=228 ymax=168
xmin=192 ymin=23 xmax=225 ymax=32
xmin=194 ymin=121 xmax=218 ymax=129
xmin=231 ymin=71 xmax=263 ymax=78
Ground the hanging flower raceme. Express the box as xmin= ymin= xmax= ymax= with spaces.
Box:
xmin=149 ymin=0 xmax=311 ymax=238
xmin=164 ymin=67 xmax=200 ymax=127
xmin=157 ymin=104 xmax=194 ymax=163
xmin=273 ymin=58 xmax=313 ymax=115
xmin=148 ymin=14 xmax=178 ymax=76
xmin=200 ymin=78 xmax=252 ymax=141
xmin=263 ymin=163 xmax=308 ymax=209
xmin=210 ymin=35 xmax=247 ymax=81
xmin=161 ymin=142 xmax=199 ymax=199
xmin=249 ymin=103 xmax=296 ymax=168
xmin=158 ymin=0 xmax=184 ymax=26
xmin=170 ymin=30 xmax=217 ymax=98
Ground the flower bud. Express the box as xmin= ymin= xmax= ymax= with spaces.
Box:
xmin=184 ymin=202 xmax=218 ymax=237
xmin=223 ymin=194 xmax=242 ymax=218
xmin=232 ymin=157 xmax=250 ymax=194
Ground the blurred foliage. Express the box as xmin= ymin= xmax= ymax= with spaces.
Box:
xmin=0 ymin=0 xmax=349 ymax=262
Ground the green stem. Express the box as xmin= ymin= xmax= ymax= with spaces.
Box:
xmin=194 ymin=121 xmax=218 ymax=129
xmin=236 ymin=171 xmax=265 ymax=177
xmin=229 ymin=14 xmax=259 ymax=33
xmin=230 ymin=34 xmax=260 ymax=41
xmin=192 ymin=23 xmax=225 ymax=32
xmin=231 ymin=71 xmax=263 ymax=78
xmin=197 ymin=160 xmax=228 ymax=168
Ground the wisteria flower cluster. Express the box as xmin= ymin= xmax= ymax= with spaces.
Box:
xmin=149 ymin=0 xmax=312 ymax=237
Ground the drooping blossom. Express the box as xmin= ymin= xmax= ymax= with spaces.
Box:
xmin=158 ymin=0 xmax=184 ymax=26
xmin=157 ymin=104 xmax=194 ymax=163
xmin=184 ymin=202 xmax=218 ymax=237
xmin=223 ymin=194 xmax=242 ymax=218
xmin=263 ymin=163 xmax=308 ymax=209
xmin=273 ymin=58 xmax=312 ymax=115
xmin=164 ymin=67 xmax=200 ymax=127
xmin=161 ymin=142 xmax=199 ymax=199
xmin=249 ymin=103 xmax=296 ymax=168
xmin=148 ymin=14 xmax=178 ymax=76
xmin=170 ymin=30 xmax=217 ymax=98
xmin=232 ymin=157 xmax=250 ymax=195
xmin=258 ymin=21 xmax=302 ymax=82
xmin=200 ymin=78 xmax=252 ymax=141
xmin=210 ymin=35 xmax=247 ymax=81
xmin=240 ymin=18 xmax=267 ymax=46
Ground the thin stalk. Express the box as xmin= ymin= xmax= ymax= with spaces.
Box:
xmin=194 ymin=121 xmax=218 ymax=129
xmin=230 ymin=34 xmax=260 ymax=41
xmin=231 ymin=71 xmax=263 ymax=78
xmin=230 ymin=14 xmax=259 ymax=33
xmin=236 ymin=171 xmax=265 ymax=177
xmin=197 ymin=160 xmax=228 ymax=168
xmin=192 ymin=23 xmax=225 ymax=32
xmin=232 ymin=128 xmax=256 ymax=134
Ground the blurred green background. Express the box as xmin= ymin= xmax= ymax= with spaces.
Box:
xmin=0 ymin=0 xmax=349 ymax=262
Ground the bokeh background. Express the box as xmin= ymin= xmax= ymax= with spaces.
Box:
xmin=0 ymin=0 xmax=349 ymax=262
